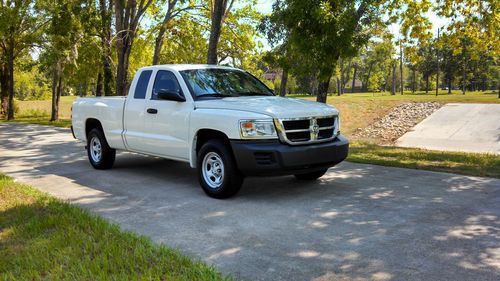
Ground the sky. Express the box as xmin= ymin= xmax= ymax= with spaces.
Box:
xmin=253 ymin=1 xmax=450 ymax=50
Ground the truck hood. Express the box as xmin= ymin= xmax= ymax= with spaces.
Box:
xmin=194 ymin=96 xmax=338 ymax=119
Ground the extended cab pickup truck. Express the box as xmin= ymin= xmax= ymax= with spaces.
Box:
xmin=72 ymin=65 xmax=348 ymax=198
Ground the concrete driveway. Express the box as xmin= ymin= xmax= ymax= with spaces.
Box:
xmin=1 ymin=123 xmax=499 ymax=281
xmin=397 ymin=103 xmax=500 ymax=154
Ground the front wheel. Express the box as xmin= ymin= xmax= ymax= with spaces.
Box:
xmin=197 ymin=140 xmax=243 ymax=199
xmin=87 ymin=128 xmax=116 ymax=170
xmin=294 ymin=168 xmax=328 ymax=180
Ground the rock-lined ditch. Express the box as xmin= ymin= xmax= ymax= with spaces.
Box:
xmin=354 ymin=102 xmax=442 ymax=143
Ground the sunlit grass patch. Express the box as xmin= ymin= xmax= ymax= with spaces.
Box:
xmin=0 ymin=117 xmax=71 ymax=128
xmin=0 ymin=173 xmax=229 ymax=280
xmin=348 ymin=142 xmax=500 ymax=178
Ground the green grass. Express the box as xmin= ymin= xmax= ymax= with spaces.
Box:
xmin=348 ymin=141 xmax=500 ymax=178
xmin=0 ymin=117 xmax=71 ymax=128
xmin=0 ymin=174 xmax=229 ymax=280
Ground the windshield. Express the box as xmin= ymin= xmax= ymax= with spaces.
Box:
xmin=180 ymin=68 xmax=274 ymax=99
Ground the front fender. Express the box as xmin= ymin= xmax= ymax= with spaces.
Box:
xmin=188 ymin=108 xmax=275 ymax=167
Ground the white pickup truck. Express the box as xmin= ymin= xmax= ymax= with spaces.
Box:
xmin=72 ymin=65 xmax=348 ymax=198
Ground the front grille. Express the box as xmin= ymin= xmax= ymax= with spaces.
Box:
xmin=283 ymin=119 xmax=309 ymax=130
xmin=277 ymin=116 xmax=337 ymax=145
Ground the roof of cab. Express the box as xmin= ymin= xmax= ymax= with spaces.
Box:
xmin=138 ymin=64 xmax=241 ymax=72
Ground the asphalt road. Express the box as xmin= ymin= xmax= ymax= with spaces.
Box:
xmin=1 ymin=123 xmax=499 ymax=281
xmin=397 ymin=103 xmax=500 ymax=155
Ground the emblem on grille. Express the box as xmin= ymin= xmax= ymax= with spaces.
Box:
xmin=310 ymin=118 xmax=319 ymax=140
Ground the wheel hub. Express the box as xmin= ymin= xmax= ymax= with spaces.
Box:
xmin=90 ymin=136 xmax=102 ymax=163
xmin=202 ymin=152 xmax=225 ymax=189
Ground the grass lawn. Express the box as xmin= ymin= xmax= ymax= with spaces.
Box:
xmin=0 ymin=173 xmax=228 ymax=280
xmin=348 ymin=141 xmax=500 ymax=179
xmin=0 ymin=116 xmax=72 ymax=128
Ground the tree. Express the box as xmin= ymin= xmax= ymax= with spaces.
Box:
xmin=0 ymin=0 xmax=41 ymax=119
xmin=207 ymin=0 xmax=234 ymax=64
xmin=39 ymin=0 xmax=83 ymax=121
xmin=357 ymin=32 xmax=395 ymax=92
xmin=437 ymin=0 xmax=499 ymax=94
xmin=266 ymin=0 xmax=391 ymax=103
xmin=416 ymin=43 xmax=436 ymax=94
xmin=114 ymin=0 xmax=154 ymax=96
xmin=150 ymin=0 xmax=198 ymax=65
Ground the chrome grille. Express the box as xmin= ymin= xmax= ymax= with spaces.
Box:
xmin=275 ymin=116 xmax=338 ymax=145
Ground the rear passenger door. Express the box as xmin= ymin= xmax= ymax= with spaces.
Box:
xmin=142 ymin=70 xmax=193 ymax=160
xmin=124 ymin=69 xmax=152 ymax=152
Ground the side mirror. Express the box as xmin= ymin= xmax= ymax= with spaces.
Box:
xmin=157 ymin=89 xmax=186 ymax=102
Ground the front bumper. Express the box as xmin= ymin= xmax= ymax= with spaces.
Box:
xmin=230 ymin=134 xmax=349 ymax=176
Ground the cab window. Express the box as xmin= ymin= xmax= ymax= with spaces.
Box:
xmin=134 ymin=70 xmax=152 ymax=99
xmin=152 ymin=70 xmax=183 ymax=100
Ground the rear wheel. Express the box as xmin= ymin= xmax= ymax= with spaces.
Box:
xmin=197 ymin=140 xmax=243 ymax=199
xmin=294 ymin=168 xmax=328 ymax=180
xmin=87 ymin=128 xmax=116 ymax=170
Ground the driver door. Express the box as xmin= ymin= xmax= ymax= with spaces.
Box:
xmin=142 ymin=70 xmax=192 ymax=160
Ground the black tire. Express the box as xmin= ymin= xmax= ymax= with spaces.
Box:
xmin=294 ymin=168 xmax=328 ymax=180
xmin=197 ymin=139 xmax=243 ymax=199
xmin=87 ymin=128 xmax=116 ymax=170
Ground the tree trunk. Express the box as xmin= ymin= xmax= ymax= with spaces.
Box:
xmin=100 ymin=0 xmax=113 ymax=96
xmin=400 ymin=41 xmax=404 ymax=95
xmin=316 ymin=79 xmax=330 ymax=103
xmin=363 ymin=63 xmax=373 ymax=92
xmin=425 ymin=75 xmax=429 ymax=94
xmin=279 ymin=68 xmax=288 ymax=97
xmin=7 ymin=48 xmax=15 ymax=120
xmin=83 ymin=81 xmax=88 ymax=97
xmin=462 ymin=61 xmax=466 ymax=95
xmin=207 ymin=0 xmax=226 ymax=64
xmin=412 ymin=68 xmax=416 ymax=93
xmin=153 ymin=25 xmax=167 ymax=65
xmin=448 ymin=79 xmax=452 ymax=94
xmin=114 ymin=0 xmax=153 ymax=96
xmin=115 ymin=1 xmax=132 ymax=97
xmin=341 ymin=60 xmax=350 ymax=94
xmin=337 ymin=76 xmax=342 ymax=96
xmin=351 ymin=64 xmax=357 ymax=93
xmin=391 ymin=64 xmax=396 ymax=95
xmin=96 ymin=72 xmax=103 ymax=96
xmin=116 ymin=45 xmax=131 ymax=96
xmin=0 ymin=63 xmax=8 ymax=117
xmin=152 ymin=1 xmax=176 ymax=65
xmin=50 ymin=71 xmax=59 ymax=121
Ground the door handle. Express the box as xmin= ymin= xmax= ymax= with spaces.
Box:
xmin=147 ymin=108 xmax=158 ymax=114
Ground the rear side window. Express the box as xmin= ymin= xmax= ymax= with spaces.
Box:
xmin=134 ymin=70 xmax=152 ymax=99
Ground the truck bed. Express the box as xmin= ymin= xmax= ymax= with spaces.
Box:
xmin=72 ymin=96 xmax=127 ymax=150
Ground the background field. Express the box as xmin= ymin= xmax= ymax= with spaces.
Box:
xmin=5 ymin=91 xmax=499 ymax=178
xmin=11 ymin=90 xmax=499 ymax=137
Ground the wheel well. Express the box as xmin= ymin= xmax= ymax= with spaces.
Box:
xmin=85 ymin=118 xmax=103 ymax=138
xmin=195 ymin=129 xmax=230 ymax=155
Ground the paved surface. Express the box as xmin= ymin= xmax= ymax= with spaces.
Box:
xmin=397 ymin=103 xmax=500 ymax=154
xmin=1 ymin=123 xmax=499 ymax=281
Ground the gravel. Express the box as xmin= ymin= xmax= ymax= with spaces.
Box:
xmin=354 ymin=102 xmax=442 ymax=143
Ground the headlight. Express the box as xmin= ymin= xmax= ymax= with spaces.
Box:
xmin=239 ymin=119 xmax=277 ymax=139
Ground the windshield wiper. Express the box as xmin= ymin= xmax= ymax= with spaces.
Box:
xmin=236 ymin=91 xmax=272 ymax=96
xmin=196 ymin=93 xmax=233 ymax=99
